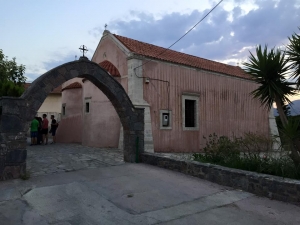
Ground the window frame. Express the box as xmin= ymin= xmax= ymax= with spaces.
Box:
xmin=182 ymin=94 xmax=199 ymax=131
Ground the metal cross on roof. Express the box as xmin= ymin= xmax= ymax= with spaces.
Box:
xmin=105 ymin=24 xmax=107 ymax=30
xmin=79 ymin=45 xmax=88 ymax=57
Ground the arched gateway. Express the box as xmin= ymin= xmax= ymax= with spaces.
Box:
xmin=0 ymin=57 xmax=144 ymax=180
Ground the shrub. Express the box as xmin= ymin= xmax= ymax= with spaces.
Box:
xmin=193 ymin=133 xmax=240 ymax=164
xmin=193 ymin=133 xmax=300 ymax=179
xmin=20 ymin=170 xmax=31 ymax=180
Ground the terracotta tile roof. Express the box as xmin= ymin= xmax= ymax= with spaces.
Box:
xmin=62 ymin=82 xmax=82 ymax=91
xmin=99 ymin=60 xmax=121 ymax=77
xmin=24 ymin=83 xmax=31 ymax=90
xmin=51 ymin=85 xmax=62 ymax=94
xmin=113 ymin=34 xmax=250 ymax=79
xmin=25 ymin=83 xmax=62 ymax=94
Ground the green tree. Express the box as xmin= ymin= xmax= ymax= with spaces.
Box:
xmin=243 ymin=45 xmax=300 ymax=167
xmin=286 ymin=28 xmax=300 ymax=86
xmin=0 ymin=49 xmax=26 ymax=97
xmin=243 ymin=45 xmax=295 ymax=127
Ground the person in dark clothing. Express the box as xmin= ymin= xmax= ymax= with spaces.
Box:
xmin=50 ymin=115 xmax=58 ymax=144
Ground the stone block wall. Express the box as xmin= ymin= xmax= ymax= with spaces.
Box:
xmin=141 ymin=152 xmax=300 ymax=205
xmin=0 ymin=97 xmax=27 ymax=180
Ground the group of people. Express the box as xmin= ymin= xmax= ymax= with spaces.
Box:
xmin=30 ymin=114 xmax=59 ymax=145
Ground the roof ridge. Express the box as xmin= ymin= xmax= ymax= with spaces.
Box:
xmin=114 ymin=34 xmax=231 ymax=66
xmin=113 ymin=33 xmax=249 ymax=79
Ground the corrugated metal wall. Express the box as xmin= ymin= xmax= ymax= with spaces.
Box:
xmin=143 ymin=61 xmax=269 ymax=152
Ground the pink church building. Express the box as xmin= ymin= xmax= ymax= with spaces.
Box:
xmin=56 ymin=30 xmax=277 ymax=153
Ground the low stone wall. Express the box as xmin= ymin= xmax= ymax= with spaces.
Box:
xmin=141 ymin=152 xmax=300 ymax=205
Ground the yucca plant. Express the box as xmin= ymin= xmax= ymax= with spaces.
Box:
xmin=286 ymin=28 xmax=300 ymax=86
xmin=278 ymin=118 xmax=300 ymax=167
xmin=243 ymin=45 xmax=296 ymax=127
xmin=243 ymin=45 xmax=300 ymax=167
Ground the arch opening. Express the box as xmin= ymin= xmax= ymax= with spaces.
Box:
xmin=0 ymin=57 xmax=144 ymax=180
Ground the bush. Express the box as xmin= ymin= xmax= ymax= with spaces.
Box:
xmin=20 ymin=170 xmax=31 ymax=180
xmin=193 ymin=133 xmax=300 ymax=179
xmin=193 ymin=133 xmax=240 ymax=164
xmin=0 ymin=80 xmax=25 ymax=97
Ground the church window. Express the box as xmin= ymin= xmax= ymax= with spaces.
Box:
xmin=62 ymin=104 xmax=66 ymax=116
xmin=84 ymin=97 xmax=91 ymax=114
xmin=185 ymin=100 xmax=195 ymax=127
xmin=85 ymin=102 xmax=90 ymax=113
xmin=182 ymin=94 xmax=199 ymax=130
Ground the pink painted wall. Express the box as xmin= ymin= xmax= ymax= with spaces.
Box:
xmin=76 ymin=35 xmax=129 ymax=147
xmin=143 ymin=61 xmax=269 ymax=152
xmin=58 ymin=36 xmax=129 ymax=147
xmin=92 ymin=36 xmax=128 ymax=92
xmin=56 ymin=87 xmax=83 ymax=143
xmin=81 ymin=80 xmax=121 ymax=147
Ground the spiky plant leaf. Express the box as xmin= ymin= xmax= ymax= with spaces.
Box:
xmin=243 ymin=45 xmax=296 ymax=109
xmin=286 ymin=28 xmax=300 ymax=85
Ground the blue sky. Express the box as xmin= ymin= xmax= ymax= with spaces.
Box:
xmin=1 ymin=0 xmax=300 ymax=99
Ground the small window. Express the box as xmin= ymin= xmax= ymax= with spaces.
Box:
xmin=84 ymin=97 xmax=91 ymax=114
xmin=160 ymin=110 xmax=172 ymax=129
xmin=185 ymin=100 xmax=196 ymax=127
xmin=182 ymin=94 xmax=199 ymax=130
xmin=62 ymin=104 xmax=66 ymax=116
xmin=85 ymin=102 xmax=90 ymax=113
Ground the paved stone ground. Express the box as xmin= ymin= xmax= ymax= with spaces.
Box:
xmin=26 ymin=138 xmax=124 ymax=177
xmin=0 ymin=141 xmax=299 ymax=224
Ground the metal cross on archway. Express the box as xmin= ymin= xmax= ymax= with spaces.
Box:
xmin=79 ymin=45 xmax=88 ymax=57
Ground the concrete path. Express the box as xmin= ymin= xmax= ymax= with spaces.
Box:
xmin=0 ymin=142 xmax=299 ymax=224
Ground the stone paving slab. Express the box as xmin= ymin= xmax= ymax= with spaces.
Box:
xmin=26 ymin=140 xmax=124 ymax=177
xmin=0 ymin=163 xmax=299 ymax=224
xmin=1 ymin=141 xmax=299 ymax=224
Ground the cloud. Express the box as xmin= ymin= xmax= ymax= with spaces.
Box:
xmin=25 ymin=50 xmax=83 ymax=82
xmin=90 ymin=0 xmax=300 ymax=66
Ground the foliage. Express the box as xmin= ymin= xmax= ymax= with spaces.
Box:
xmin=0 ymin=49 xmax=26 ymax=97
xmin=0 ymin=80 xmax=25 ymax=97
xmin=275 ymin=115 xmax=300 ymax=130
xmin=278 ymin=117 xmax=300 ymax=144
xmin=275 ymin=117 xmax=300 ymax=165
xmin=193 ymin=133 xmax=300 ymax=180
xmin=277 ymin=102 xmax=291 ymax=117
xmin=20 ymin=170 xmax=31 ymax=180
xmin=276 ymin=118 xmax=300 ymax=167
xmin=286 ymin=27 xmax=300 ymax=85
xmin=243 ymin=45 xmax=296 ymax=110
xmin=243 ymin=29 xmax=300 ymax=167
xmin=195 ymin=133 xmax=241 ymax=164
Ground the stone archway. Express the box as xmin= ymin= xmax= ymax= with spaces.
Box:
xmin=0 ymin=57 xmax=144 ymax=180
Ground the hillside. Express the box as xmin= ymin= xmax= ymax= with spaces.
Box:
xmin=273 ymin=100 xmax=300 ymax=116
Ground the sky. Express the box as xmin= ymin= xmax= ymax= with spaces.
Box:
xmin=1 ymin=0 xmax=299 ymax=98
